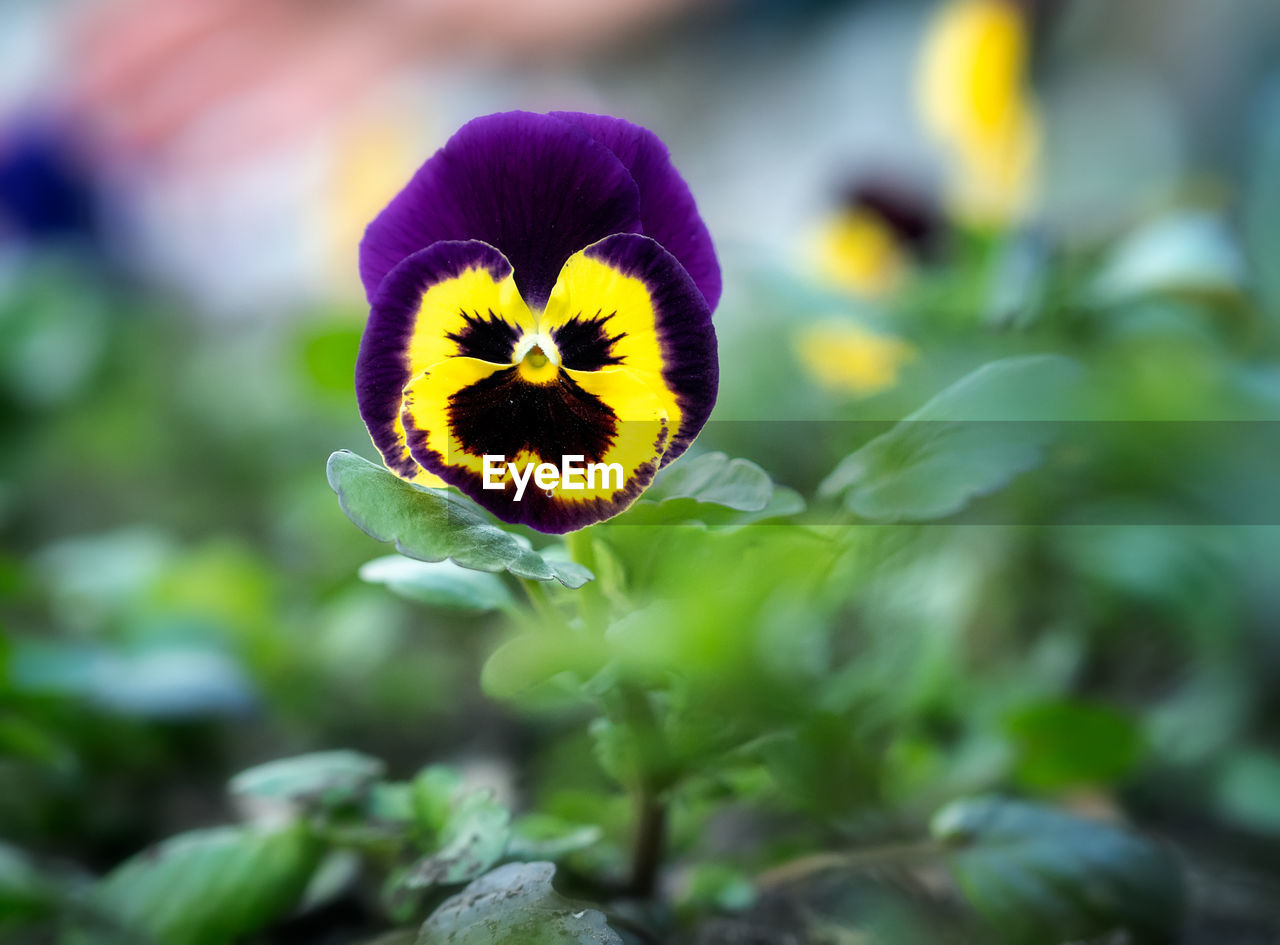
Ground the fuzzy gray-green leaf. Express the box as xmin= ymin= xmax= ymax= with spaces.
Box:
xmin=404 ymin=789 xmax=511 ymax=889
xmin=932 ymin=796 xmax=1185 ymax=945
xmin=821 ymin=355 xmax=1082 ymax=521
xmin=417 ymin=862 xmax=622 ymax=945
xmin=360 ymin=555 xmax=516 ymax=613
xmin=327 ymin=451 xmax=591 ymax=587
xmin=229 ymin=750 xmax=385 ymax=815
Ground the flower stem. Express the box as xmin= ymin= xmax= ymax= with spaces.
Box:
xmin=613 ymin=682 xmax=670 ymax=899
xmin=754 ymin=839 xmax=943 ymax=890
xmin=629 ymin=786 xmax=667 ymax=899
xmin=565 ymin=527 xmax=670 ymax=899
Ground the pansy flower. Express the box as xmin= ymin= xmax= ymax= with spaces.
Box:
xmin=355 ymin=111 xmax=719 ymax=533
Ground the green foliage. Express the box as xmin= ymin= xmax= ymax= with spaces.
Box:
xmin=506 ymin=815 xmax=603 ymax=860
xmin=403 ymin=789 xmax=512 ymax=889
xmin=1091 ymin=211 xmax=1246 ymax=305
xmin=326 ymin=451 xmax=592 ymax=587
xmin=409 ymin=765 xmax=467 ymax=837
xmin=0 ymin=258 xmax=110 ymax=409
xmin=1004 ymin=700 xmax=1145 ymax=791
xmin=821 ymin=355 xmax=1083 ymax=521
xmin=229 ymin=750 xmax=386 ymax=814
xmin=646 ymin=451 xmax=774 ymax=508
xmin=759 ymin=712 xmax=881 ymax=817
xmin=93 ymin=823 xmax=322 ymax=945
xmin=298 ymin=320 xmax=364 ymax=395
xmin=676 ymin=862 xmax=757 ymax=914
xmin=416 ymin=862 xmax=623 ymax=945
xmin=481 ymin=629 xmax=609 ymax=699
xmin=360 ymin=555 xmax=517 ymax=613
xmin=619 ymin=451 xmax=804 ymax=525
xmin=1215 ymin=750 xmax=1280 ymax=836
xmin=0 ymin=842 xmax=62 ymax=930
xmin=13 ymin=51 xmax=1280 ymax=943
xmin=932 ymin=796 xmax=1185 ymax=944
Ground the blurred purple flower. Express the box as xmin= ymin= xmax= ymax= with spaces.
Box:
xmin=0 ymin=121 xmax=100 ymax=245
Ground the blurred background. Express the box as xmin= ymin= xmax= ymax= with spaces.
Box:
xmin=4 ymin=0 xmax=1280 ymax=941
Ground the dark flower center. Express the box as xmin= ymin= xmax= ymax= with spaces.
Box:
xmin=552 ymin=311 xmax=627 ymax=371
xmin=447 ymin=309 xmax=520 ymax=362
xmin=446 ymin=368 xmax=617 ymax=464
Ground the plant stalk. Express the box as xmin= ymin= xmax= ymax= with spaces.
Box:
xmin=755 ymin=839 xmax=944 ymax=890
xmin=629 ymin=787 xmax=667 ymax=899
xmin=566 ymin=527 xmax=671 ymax=899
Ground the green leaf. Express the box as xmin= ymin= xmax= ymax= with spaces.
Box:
xmin=95 ymin=823 xmax=322 ymax=945
xmin=821 ymin=355 xmax=1082 ymax=521
xmin=931 ymin=796 xmax=1185 ymax=945
xmin=417 ymin=862 xmax=623 ymax=945
xmin=586 ymin=716 xmax=634 ymax=787
xmin=618 ymin=452 xmax=804 ymax=525
xmin=359 ymin=555 xmax=516 ymax=613
xmin=367 ymin=781 xmax=417 ymax=827
xmin=646 ymin=452 xmax=772 ymax=508
xmin=759 ymin=713 xmax=880 ymax=816
xmin=677 ymin=862 xmax=757 ymax=914
xmin=1005 ymin=700 xmax=1145 ymax=791
xmin=740 ymin=485 xmax=806 ymax=522
xmin=0 ymin=842 xmax=61 ymax=928
xmin=0 ymin=710 xmax=75 ymax=771
xmin=481 ymin=631 xmax=609 ymax=701
xmin=1215 ymin=750 xmax=1280 ymax=836
xmin=327 ymin=451 xmax=592 ymax=588
xmin=506 ymin=815 xmax=603 ymax=860
xmin=1092 ymin=211 xmax=1246 ymax=305
xmin=297 ymin=850 xmax=362 ymax=914
xmin=534 ymin=548 xmax=595 ymax=588
xmin=229 ymin=750 xmax=385 ymax=815
xmin=985 ymin=231 xmax=1051 ymax=330
xmin=410 ymin=766 xmax=465 ymax=837
xmin=404 ymin=789 xmax=512 ymax=889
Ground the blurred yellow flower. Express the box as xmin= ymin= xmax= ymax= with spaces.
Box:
xmin=326 ymin=116 xmax=422 ymax=292
xmin=812 ymin=209 xmax=909 ymax=298
xmin=795 ymin=321 xmax=916 ymax=397
xmin=325 ymin=118 xmax=445 ymax=486
xmin=918 ymin=0 xmax=1041 ymax=227
xmin=327 ymin=115 xmax=448 ymax=489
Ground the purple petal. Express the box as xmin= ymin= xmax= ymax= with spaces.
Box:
xmin=551 ymin=111 xmax=722 ymax=311
xmin=359 ymin=111 xmax=642 ymax=310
